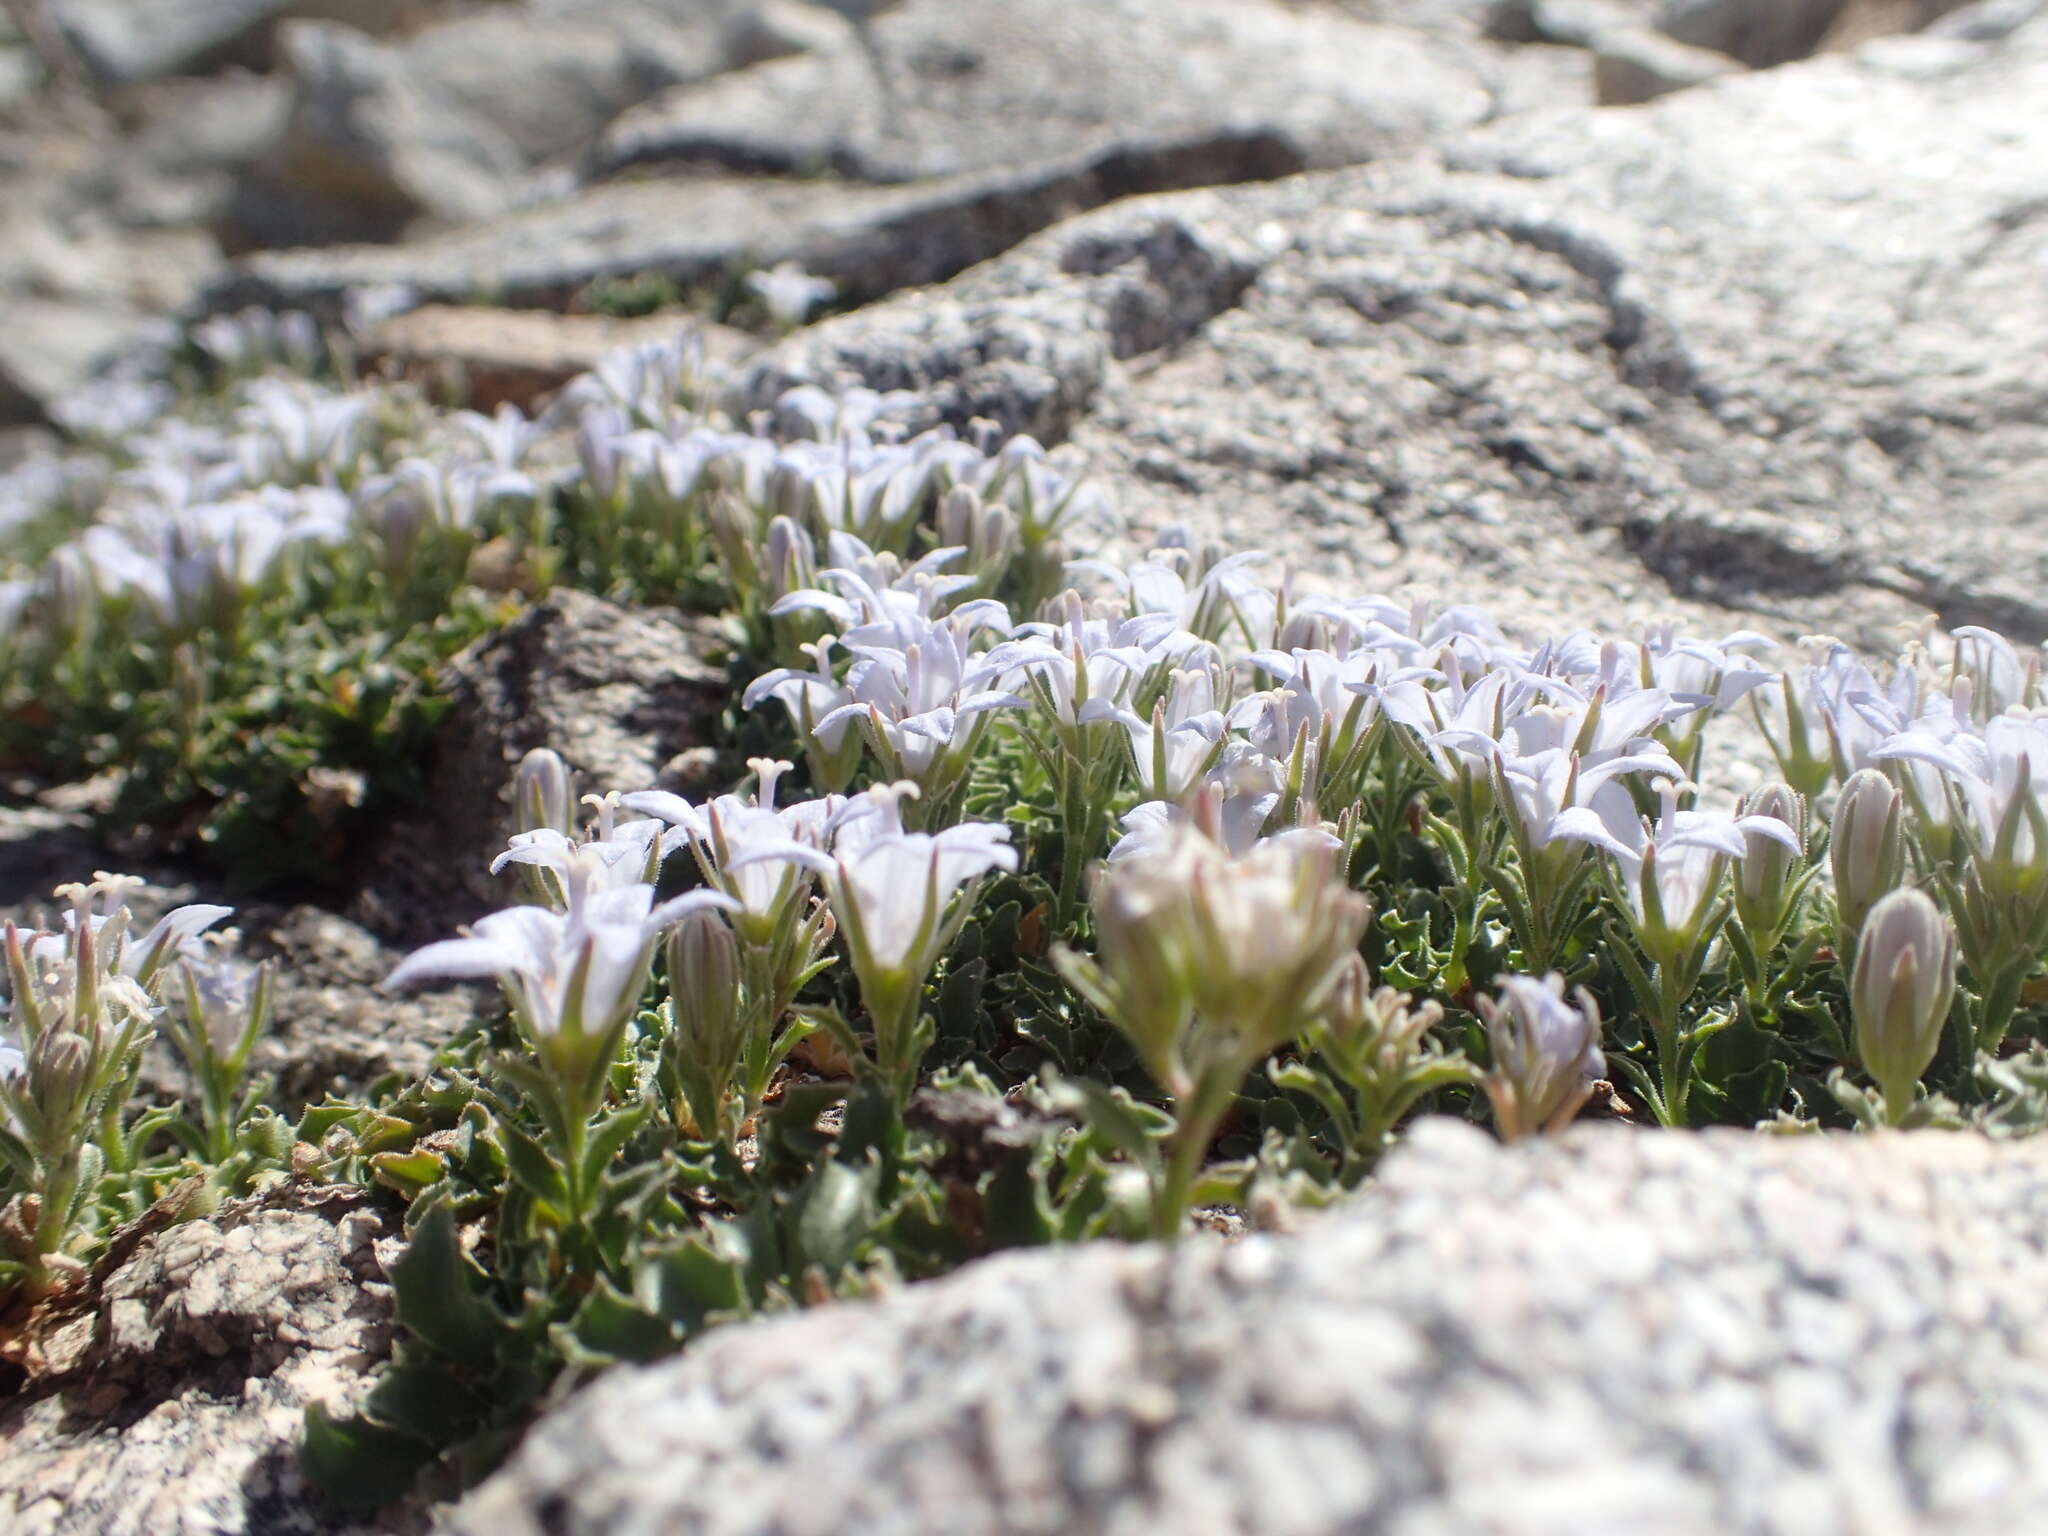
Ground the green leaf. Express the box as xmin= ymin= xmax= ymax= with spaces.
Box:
xmin=495 ymin=1120 xmax=569 ymax=1209
xmin=370 ymin=1149 xmax=447 ymax=1200
xmin=568 ymin=1275 xmax=678 ymax=1363
xmin=389 ymin=1200 xmax=503 ymax=1371
xmin=756 ymin=1082 xmax=848 ymax=1175
xmin=295 ymin=1102 xmax=361 ymax=1145
xmin=789 ymin=1157 xmax=876 ymax=1277
xmin=300 ymin=1402 xmax=435 ymax=1510
xmin=637 ymin=1236 xmax=750 ymax=1332
xmin=357 ymin=1349 xmax=492 ymax=1443
xmin=1047 ymin=1076 xmax=1163 ymax=1171
xmin=580 ymin=1101 xmax=651 ymax=1191
xmin=980 ymin=1156 xmax=1054 ymax=1250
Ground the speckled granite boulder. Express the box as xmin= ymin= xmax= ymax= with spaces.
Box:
xmin=0 ymin=1186 xmax=416 ymax=1536
xmin=449 ymin=1120 xmax=2048 ymax=1536
xmin=744 ymin=13 xmax=2048 ymax=650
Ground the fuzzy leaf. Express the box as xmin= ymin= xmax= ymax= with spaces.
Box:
xmin=300 ymin=1402 xmax=435 ymax=1510
xmin=390 ymin=1200 xmax=503 ymax=1371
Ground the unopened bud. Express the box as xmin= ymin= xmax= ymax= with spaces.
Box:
xmin=1850 ymin=888 xmax=1956 ymax=1120
xmin=706 ymin=491 xmax=760 ymax=592
xmin=1322 ymin=955 xmax=1443 ymax=1075
xmin=1273 ymin=608 xmax=1328 ymax=655
xmin=1734 ymin=782 xmax=1807 ymax=941
xmin=766 ymin=464 xmax=810 ymax=528
xmin=32 ymin=1029 xmax=96 ymax=1135
xmin=761 ymin=515 xmax=816 ymax=605
xmin=936 ymin=485 xmax=1016 ymax=581
xmin=1832 ymin=769 xmax=1905 ymax=937
xmin=47 ymin=544 xmax=97 ymax=643
xmin=512 ymin=748 xmax=577 ymax=838
xmin=667 ymin=908 xmax=744 ymax=1075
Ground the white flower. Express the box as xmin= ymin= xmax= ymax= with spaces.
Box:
xmin=814 ymin=612 xmax=1024 ymax=799
xmin=819 ymin=784 xmax=1017 ymax=980
xmin=1069 ymin=545 xmax=1275 ymax=647
xmin=1879 ymin=712 xmax=2048 ymax=898
xmin=1117 ymin=665 xmax=1226 ymax=801
xmin=1565 ymin=780 xmax=1800 ymax=965
xmin=489 ymin=816 xmax=682 ymax=912
xmin=625 ymin=762 xmax=844 ymax=945
xmin=386 ymin=885 xmax=735 ymax=1054
xmin=747 ymin=262 xmax=836 ymax=327
xmin=742 ymin=636 xmax=865 ymax=790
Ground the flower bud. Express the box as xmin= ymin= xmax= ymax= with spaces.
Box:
xmin=1478 ymin=973 xmax=1603 ymax=1141
xmin=766 ymin=465 xmax=810 ymax=528
xmin=706 ymin=491 xmax=760 ymax=593
xmin=761 ymin=515 xmax=816 ymax=606
xmin=1322 ymin=955 xmax=1444 ymax=1077
xmin=576 ymin=413 xmax=621 ymax=501
xmin=30 ymin=1029 xmax=96 ymax=1137
xmin=667 ymin=908 xmax=744 ymax=1082
xmin=1734 ymin=782 xmax=1807 ymax=941
xmin=936 ymin=485 xmax=1016 ymax=584
xmin=1850 ymin=888 xmax=1956 ymax=1120
xmin=46 ymin=543 xmax=97 ymax=645
xmin=1831 ymin=769 xmax=1905 ymax=937
xmin=512 ymin=748 xmax=578 ymax=838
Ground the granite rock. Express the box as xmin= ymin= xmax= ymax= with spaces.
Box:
xmin=741 ymin=14 xmax=2048 ymax=649
xmin=351 ymin=588 xmax=732 ymax=942
xmin=0 ymin=1185 xmax=415 ymax=1536
xmin=211 ymin=144 xmax=1305 ymax=318
xmin=231 ymin=20 xmax=531 ymax=247
xmin=1592 ymin=23 xmax=1743 ymax=99
xmin=591 ymin=0 xmax=1504 ymax=183
xmin=450 ymin=1121 xmax=2048 ymax=1536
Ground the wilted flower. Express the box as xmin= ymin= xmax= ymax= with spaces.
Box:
xmin=1065 ymin=790 xmax=1366 ymax=1100
xmin=1477 ymin=974 xmax=1605 ymax=1140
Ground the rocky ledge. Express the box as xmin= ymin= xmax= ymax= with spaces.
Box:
xmin=452 ymin=1121 xmax=2048 ymax=1536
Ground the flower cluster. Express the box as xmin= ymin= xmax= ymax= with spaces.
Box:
xmin=0 ymin=875 xmax=270 ymax=1293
